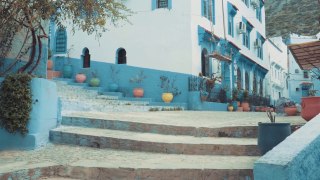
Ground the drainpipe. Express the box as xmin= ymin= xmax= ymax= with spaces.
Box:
xmin=222 ymin=0 xmax=227 ymax=39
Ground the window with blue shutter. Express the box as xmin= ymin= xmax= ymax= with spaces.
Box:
xmin=227 ymin=2 xmax=237 ymax=37
xmin=242 ymin=17 xmax=253 ymax=49
xmin=152 ymin=0 xmax=172 ymax=10
xmin=201 ymin=0 xmax=215 ymax=24
xmin=55 ymin=28 xmax=67 ymax=54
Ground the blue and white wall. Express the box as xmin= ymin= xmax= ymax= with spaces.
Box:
xmin=287 ymin=33 xmax=320 ymax=103
xmin=51 ymin=0 xmax=270 ymax=99
xmin=266 ymin=37 xmax=289 ymax=105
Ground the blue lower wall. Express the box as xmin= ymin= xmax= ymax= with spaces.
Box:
xmin=57 ymin=58 xmax=191 ymax=103
xmin=0 ymin=78 xmax=58 ymax=150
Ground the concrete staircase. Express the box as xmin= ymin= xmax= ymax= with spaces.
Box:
xmin=47 ymin=111 xmax=261 ymax=179
xmin=54 ymin=78 xmax=187 ymax=113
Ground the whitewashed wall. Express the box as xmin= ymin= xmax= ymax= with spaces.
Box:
xmin=67 ymin=0 xmax=193 ymax=74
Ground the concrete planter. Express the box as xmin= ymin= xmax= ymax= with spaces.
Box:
xmin=257 ymin=122 xmax=291 ymax=155
xmin=0 ymin=78 xmax=58 ymax=150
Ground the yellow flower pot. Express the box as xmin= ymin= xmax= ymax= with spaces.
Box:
xmin=162 ymin=93 xmax=173 ymax=103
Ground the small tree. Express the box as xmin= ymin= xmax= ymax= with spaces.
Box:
xmin=0 ymin=0 xmax=132 ymax=76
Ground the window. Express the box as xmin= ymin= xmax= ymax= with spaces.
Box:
xmin=243 ymin=29 xmax=250 ymax=49
xmin=295 ymin=69 xmax=299 ymax=73
xmin=202 ymin=0 xmax=215 ymax=23
xmin=257 ymin=39 xmax=263 ymax=59
xmin=117 ymin=48 xmax=127 ymax=64
xmin=55 ymin=28 xmax=67 ymax=53
xmin=242 ymin=18 xmax=252 ymax=49
xmin=157 ymin=0 xmax=168 ymax=8
xmin=227 ymin=2 xmax=237 ymax=37
xmin=152 ymin=0 xmax=172 ymax=10
xmin=242 ymin=0 xmax=250 ymax=7
xmin=303 ymin=71 xmax=309 ymax=78
xmin=256 ymin=5 xmax=262 ymax=22
xmin=228 ymin=14 xmax=234 ymax=36
xmin=201 ymin=48 xmax=210 ymax=77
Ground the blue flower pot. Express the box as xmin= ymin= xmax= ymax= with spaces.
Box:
xmin=232 ymin=101 xmax=238 ymax=111
xmin=109 ymin=83 xmax=118 ymax=92
xmin=63 ymin=65 xmax=73 ymax=78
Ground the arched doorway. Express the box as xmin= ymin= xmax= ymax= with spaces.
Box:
xmin=117 ymin=48 xmax=127 ymax=64
xmin=82 ymin=47 xmax=90 ymax=68
xmin=201 ymin=48 xmax=209 ymax=77
xmin=260 ymin=79 xmax=263 ymax=96
xmin=237 ymin=68 xmax=242 ymax=89
xmin=253 ymin=73 xmax=257 ymax=94
xmin=245 ymin=71 xmax=249 ymax=91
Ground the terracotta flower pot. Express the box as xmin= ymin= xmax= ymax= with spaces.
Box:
xmin=133 ymin=88 xmax=144 ymax=98
xmin=75 ymin=73 xmax=86 ymax=83
xmin=162 ymin=93 xmax=173 ymax=103
xmin=301 ymin=96 xmax=320 ymax=121
xmin=47 ymin=60 xmax=53 ymax=70
xmin=284 ymin=106 xmax=297 ymax=116
xmin=241 ymin=102 xmax=250 ymax=112
xmin=200 ymin=95 xmax=208 ymax=102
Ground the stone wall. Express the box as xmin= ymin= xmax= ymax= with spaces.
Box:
xmin=265 ymin=0 xmax=320 ymax=37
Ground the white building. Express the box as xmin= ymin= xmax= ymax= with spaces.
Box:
xmin=287 ymin=33 xmax=320 ymax=103
xmin=51 ymin=0 xmax=269 ymax=97
xmin=265 ymin=37 xmax=289 ymax=105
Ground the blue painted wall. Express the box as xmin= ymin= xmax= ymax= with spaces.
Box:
xmin=0 ymin=78 xmax=58 ymax=150
xmin=60 ymin=58 xmax=190 ymax=103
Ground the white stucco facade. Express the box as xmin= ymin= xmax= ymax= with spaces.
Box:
xmin=56 ymin=0 xmax=267 ymax=77
xmin=265 ymin=37 xmax=289 ymax=105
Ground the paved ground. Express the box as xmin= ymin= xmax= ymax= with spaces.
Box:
xmin=64 ymin=111 xmax=306 ymax=128
xmin=0 ymin=144 xmax=259 ymax=174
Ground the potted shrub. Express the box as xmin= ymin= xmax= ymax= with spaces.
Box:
xmin=129 ymin=70 xmax=147 ymax=98
xmin=159 ymin=75 xmax=181 ymax=103
xmin=109 ymin=65 xmax=120 ymax=92
xmin=218 ymin=87 xmax=228 ymax=103
xmin=200 ymin=90 xmax=209 ymax=101
xmin=89 ymin=70 xmax=100 ymax=87
xmin=258 ymin=110 xmax=291 ymax=155
xmin=301 ymin=89 xmax=320 ymax=121
xmin=231 ymin=89 xmax=239 ymax=111
xmin=241 ymin=90 xmax=250 ymax=111
xmin=284 ymin=100 xmax=297 ymax=116
xmin=63 ymin=45 xmax=74 ymax=78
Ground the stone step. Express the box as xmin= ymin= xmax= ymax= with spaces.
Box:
xmin=0 ymin=144 xmax=257 ymax=180
xmin=62 ymin=115 xmax=257 ymax=138
xmin=50 ymin=126 xmax=259 ymax=156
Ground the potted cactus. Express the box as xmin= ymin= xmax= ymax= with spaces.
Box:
xmin=258 ymin=110 xmax=291 ymax=155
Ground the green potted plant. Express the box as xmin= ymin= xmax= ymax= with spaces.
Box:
xmin=63 ymin=45 xmax=74 ymax=78
xmin=47 ymin=49 xmax=53 ymax=70
xmin=159 ymin=75 xmax=181 ymax=103
xmin=109 ymin=65 xmax=120 ymax=92
xmin=258 ymin=110 xmax=291 ymax=155
xmin=89 ymin=70 xmax=100 ymax=87
xmin=200 ymin=90 xmax=209 ymax=101
xmin=129 ymin=70 xmax=147 ymax=98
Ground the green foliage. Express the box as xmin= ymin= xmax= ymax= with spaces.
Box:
xmin=159 ymin=76 xmax=181 ymax=97
xmin=0 ymin=74 xmax=32 ymax=135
